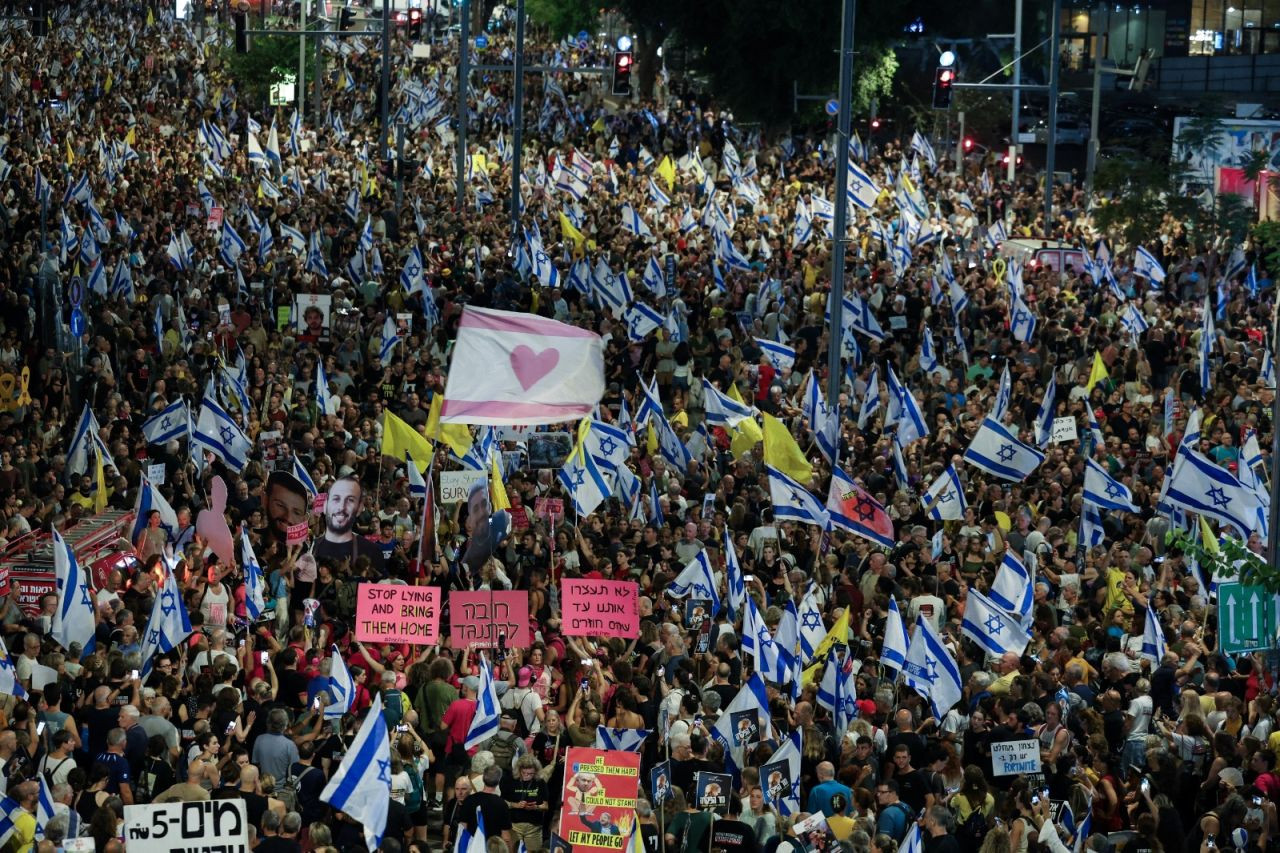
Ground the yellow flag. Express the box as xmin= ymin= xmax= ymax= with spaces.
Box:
xmin=1200 ymin=516 xmax=1220 ymax=556
xmin=104 ymin=72 xmax=113 ymax=94
xmin=559 ymin=212 xmax=585 ymax=253
xmin=124 ymin=126 xmax=136 ymax=146
xmin=382 ymin=411 xmax=435 ymax=468
xmin=93 ymin=447 xmax=108 ymax=514
xmin=471 ymin=152 xmax=488 ymax=175
xmin=762 ymin=412 xmax=813 ymax=484
xmin=646 ymin=423 xmax=658 ymax=456
xmin=800 ymin=608 xmax=851 ymax=687
xmin=591 ymin=116 xmax=606 ymax=133
xmin=1086 ymin=352 xmax=1109 ymax=393
xmin=145 ymin=7 xmax=154 ymax=27
xmin=490 ymin=456 xmax=511 ymax=511
xmin=65 ymin=138 xmax=74 ymax=167
xmin=656 ymin=155 xmax=676 ymax=192
xmin=726 ymin=383 xmax=762 ymax=458
xmin=425 ymin=394 xmax=473 ymax=458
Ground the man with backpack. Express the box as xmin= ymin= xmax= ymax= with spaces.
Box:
xmin=874 ymin=781 xmax=915 ymax=843
xmin=483 ymin=710 xmax=528 ymax=775
xmin=284 ymin=743 xmax=327 ymax=826
xmin=501 ymin=666 xmax=545 ymax=737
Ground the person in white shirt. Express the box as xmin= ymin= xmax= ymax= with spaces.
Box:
xmin=1123 ymin=678 xmax=1153 ymax=776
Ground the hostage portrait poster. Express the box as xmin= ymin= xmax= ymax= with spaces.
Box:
xmin=559 ymin=747 xmax=642 ymax=852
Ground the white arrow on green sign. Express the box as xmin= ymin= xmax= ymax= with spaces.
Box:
xmin=1219 ymin=581 xmax=1278 ymax=655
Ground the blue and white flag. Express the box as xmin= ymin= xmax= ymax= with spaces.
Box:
xmin=902 ymin=614 xmax=964 ymax=718
xmin=67 ymin=403 xmax=111 ymax=476
xmin=1119 ymin=303 xmax=1150 ymax=339
xmin=641 ymin=255 xmax=667 ymax=298
xmin=922 ymin=464 xmax=966 ymax=521
xmin=702 ymin=379 xmax=754 ymax=427
xmin=620 ymin=203 xmax=653 ymax=238
xmin=919 ymin=328 xmax=942 ymax=376
xmin=857 ymin=365 xmax=881 ymax=429
xmin=558 ymin=448 xmax=611 ymax=516
xmin=884 ymin=364 xmax=929 ymax=446
xmin=723 ymin=527 xmax=747 ymax=619
xmin=1035 ymin=374 xmax=1057 ymax=448
xmin=1164 ymin=447 xmax=1264 ymax=540
xmin=51 ymin=529 xmax=96 ymax=655
xmin=325 ymin=643 xmax=357 ymax=719
xmin=1133 ymin=245 xmax=1166 ymax=285
xmin=990 ymin=550 xmax=1033 ymax=623
xmin=741 ymin=596 xmax=788 ymax=685
xmin=138 ymin=565 xmax=192 ymax=678
xmin=710 ymin=674 xmax=772 ymax=775
xmin=595 ymin=727 xmax=650 ymax=752
xmin=0 ymin=645 xmax=26 ymax=701
xmin=405 ymin=453 xmax=427 ymax=501
xmin=1009 ymin=288 xmax=1037 ymax=343
xmin=844 ymin=294 xmax=887 ymax=342
xmin=761 ymin=730 xmax=802 ymax=815
xmin=624 ymin=302 xmax=664 ymax=342
xmin=845 ymin=158 xmax=881 ymax=210
xmin=1141 ymin=607 xmax=1166 ymax=664
xmin=292 ymin=456 xmax=319 ymax=498
xmin=1084 ymin=458 xmax=1139 ymax=512
xmin=816 ymin=649 xmax=858 ymax=734
xmin=756 ymin=338 xmax=796 ymax=371
xmin=241 ymin=528 xmax=268 ymax=621
xmin=1200 ymin=294 xmax=1215 ymax=393
xmin=465 ymin=655 xmax=502 ymax=749
xmin=583 ymin=421 xmax=631 ymax=475
xmin=963 ymin=416 xmax=1045 ymax=481
xmin=991 ymin=363 xmax=1012 ymax=422
xmin=881 ymin=597 xmax=909 ymax=671
xmin=321 ymin=692 xmax=391 ymax=852
xmin=219 ymin=221 xmax=247 ymax=266
xmin=129 ymin=475 xmax=179 ymax=545
xmin=142 ymin=399 xmax=189 ymax=445
xmin=193 ymin=393 xmax=253 ymax=472
xmin=767 ymin=465 xmax=830 ymax=528
xmin=668 ymin=549 xmax=721 ymax=615
xmin=961 ymin=588 xmax=1031 ymax=657
xmin=652 ymin=412 xmax=693 ymax=473
xmin=1080 ymin=501 xmax=1106 ymax=549
xmin=378 ymin=315 xmax=400 ymax=367
xmin=316 ymin=356 xmax=339 ymax=417
xmin=798 ymin=588 xmax=828 ymax=664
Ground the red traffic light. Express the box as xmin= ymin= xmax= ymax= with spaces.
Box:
xmin=963 ymin=137 xmax=974 ymax=151
xmin=616 ymin=54 xmax=631 ymax=70
xmin=870 ymin=118 xmax=881 ymax=129
xmin=939 ymin=69 xmax=954 ymax=84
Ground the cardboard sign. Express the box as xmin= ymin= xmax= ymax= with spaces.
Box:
xmin=440 ymin=469 xmax=486 ymax=504
xmin=285 ymin=522 xmax=309 ymax=544
xmin=535 ymin=497 xmax=564 ymax=519
xmin=124 ymin=800 xmax=249 ymax=853
xmin=313 ymin=492 xmax=327 ymax=514
xmin=356 ymin=583 xmax=441 ymax=645
xmin=207 ymin=206 xmax=224 ymax=231
xmin=991 ymin=739 xmax=1042 ymax=776
xmin=1051 ymin=416 xmax=1079 ymax=444
xmin=10 ymin=568 xmax=55 ymax=617
xmin=694 ymin=771 xmax=733 ymax=814
xmin=495 ymin=424 xmax=537 ymax=441
xmin=450 ymin=590 xmax=529 ymax=649
xmin=147 ymin=463 xmax=166 ymax=484
xmin=562 ymin=579 xmax=639 ymax=638
xmin=0 ymin=565 xmax=10 ymax=597
xmin=559 ymin=748 xmax=641 ymax=852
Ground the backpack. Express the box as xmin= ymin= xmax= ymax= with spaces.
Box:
xmin=404 ymin=762 xmax=425 ymax=814
xmin=382 ymin=689 xmax=408 ymax=728
xmin=505 ymin=689 xmax=535 ymax=738
xmin=484 ymin=730 xmax=521 ymax=773
xmin=279 ymin=764 xmax=318 ymax=812
xmin=955 ymin=800 xmax=988 ymax=853
xmin=335 ymin=580 xmax=358 ymax=619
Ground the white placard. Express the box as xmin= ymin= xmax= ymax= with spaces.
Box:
xmin=991 ymin=739 xmax=1042 ymax=776
xmin=439 ymin=469 xmax=487 ymax=504
xmin=494 ymin=424 xmax=537 ymax=442
xmin=147 ymin=463 xmax=166 ymax=485
xmin=124 ymin=800 xmax=249 ymax=853
xmin=31 ymin=664 xmax=58 ymax=691
xmin=1051 ymin=416 xmax=1078 ymax=444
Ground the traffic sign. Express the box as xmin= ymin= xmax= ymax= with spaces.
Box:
xmin=70 ymin=307 xmax=85 ymax=338
xmin=825 ymin=99 xmax=839 ymax=116
xmin=577 ymin=30 xmax=589 ymax=43
xmin=1219 ymin=582 xmax=1278 ymax=655
xmin=474 ymin=34 xmax=488 ymax=50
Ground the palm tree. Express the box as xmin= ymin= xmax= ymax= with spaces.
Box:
xmin=1175 ymin=114 xmax=1224 ymax=181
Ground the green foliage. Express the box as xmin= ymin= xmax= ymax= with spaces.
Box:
xmin=222 ymin=35 xmax=316 ymax=106
xmin=853 ymin=46 xmax=898 ymax=117
xmin=1092 ymin=156 xmax=1178 ymax=246
xmin=1167 ymin=529 xmax=1277 ymax=591
xmin=525 ymin=0 xmax=598 ymax=39
xmin=1254 ymin=221 xmax=1280 ymax=275
xmin=1175 ymin=112 xmax=1225 ymax=178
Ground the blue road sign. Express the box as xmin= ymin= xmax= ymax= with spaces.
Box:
xmin=825 ymin=99 xmax=839 ymax=116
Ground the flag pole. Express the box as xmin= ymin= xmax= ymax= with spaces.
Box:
xmin=826 ymin=0 xmax=856 ymax=406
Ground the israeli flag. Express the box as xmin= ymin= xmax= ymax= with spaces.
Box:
xmin=702 ymin=378 xmax=754 ymax=427
xmin=990 ymin=550 xmax=1034 ymax=622
xmin=1119 ymin=303 xmax=1150 ymax=339
xmin=963 ymin=416 xmax=1045 ymax=482
xmin=922 ymin=464 xmax=966 ymax=521
xmin=762 ymin=730 xmax=802 ymax=815
xmin=1164 ymin=447 xmax=1263 ymax=540
xmin=595 ymin=727 xmax=650 ymax=752
xmin=648 ymin=176 xmax=671 ymax=209
xmin=323 ymin=643 xmax=357 ymax=719
xmin=242 ymin=529 xmax=268 ymax=621
xmin=316 ymin=356 xmax=339 ymax=417
xmin=1141 ymin=607 xmax=1166 ymax=664
xmin=465 ymin=655 xmax=501 ymax=749
xmin=881 ymin=597 xmax=909 ymax=671
xmin=1200 ymin=294 xmax=1215 ymax=393
xmin=741 ymin=595 xmax=788 ymax=684
xmin=962 ymin=588 xmax=1031 ymax=657
xmin=756 ymin=338 xmax=796 ymax=371
xmin=130 ymin=475 xmax=179 ymax=545
xmin=642 ymin=256 xmax=667 ymax=297
xmin=193 ymin=394 xmax=253 ymax=473
xmin=0 ymin=644 xmax=26 ymax=701
xmin=620 ymin=203 xmax=653 ymax=238
xmin=142 ymin=399 xmax=188 ymax=445
xmin=845 ymin=158 xmax=881 ymax=210
xmin=1084 ymin=458 xmax=1139 ymax=512
xmin=1133 ymin=245 xmax=1166 ymax=284
xmin=668 ymin=549 xmax=721 ymax=615
xmin=857 ymin=364 xmax=881 ymax=430
xmin=624 ymin=302 xmax=665 ymax=342
xmin=767 ymin=465 xmax=830 ymax=528
xmin=1080 ymin=502 xmax=1107 ymax=549
xmin=379 ymin=315 xmax=400 ymax=366
xmin=885 ymin=364 xmax=929 ymax=446
xmin=558 ymin=448 xmax=611 ymax=516
xmin=919 ymin=327 xmax=941 ymax=376
xmin=710 ymin=674 xmax=772 ymax=776
xmin=992 ymin=364 xmax=1012 ymax=421
xmin=581 ymin=421 xmax=631 ymax=477
xmin=138 ymin=561 xmax=192 ymax=677
xmin=321 ymin=692 xmax=391 ymax=851
xmin=796 ymin=589 xmax=827 ymax=665
xmin=1035 ymin=374 xmax=1057 ymax=448
xmin=1009 ymin=288 xmax=1037 ymax=343
xmin=51 ymin=529 xmax=96 ymax=656
xmin=816 ymin=649 xmax=858 ymax=734
xmin=219 ymin=221 xmax=247 ymax=267
xmin=527 ymin=237 xmax=560 ymax=289
xmin=653 ymin=412 xmax=693 ymax=473
xmin=902 ymin=614 xmax=964 ymax=718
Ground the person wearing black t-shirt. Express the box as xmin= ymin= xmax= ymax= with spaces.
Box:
xmin=710 ymin=797 xmax=761 ymax=853
xmin=502 ymin=756 xmax=549 ymax=851
xmin=886 ymin=745 xmax=933 ymax=814
xmin=462 ymin=765 xmax=513 ymax=846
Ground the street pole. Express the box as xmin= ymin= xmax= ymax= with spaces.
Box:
xmin=1270 ymin=305 xmax=1280 ymax=594
xmin=956 ymin=110 xmax=965 ymax=176
xmin=297 ymin=0 xmax=306 ymax=127
xmin=827 ymin=0 xmax=855 ymax=406
xmin=510 ymin=0 xmax=526 ymax=243
xmin=396 ymin=120 xmax=407 ymax=211
xmin=1008 ymin=0 xmax=1022 ymax=183
xmin=1086 ymin=57 xmax=1102 ymax=198
xmin=314 ymin=14 xmax=324 ymax=126
xmin=1043 ymin=0 xmax=1061 ymax=225
xmin=379 ymin=0 xmax=391 ymax=161
xmin=456 ymin=0 xmax=469 ymax=212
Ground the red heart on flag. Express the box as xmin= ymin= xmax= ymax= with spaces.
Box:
xmin=510 ymin=345 xmax=559 ymax=390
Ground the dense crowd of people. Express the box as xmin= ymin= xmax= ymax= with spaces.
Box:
xmin=0 ymin=3 xmax=1276 ymax=853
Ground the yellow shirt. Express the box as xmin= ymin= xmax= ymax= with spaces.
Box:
xmin=990 ymin=670 xmax=1019 ymax=696
xmin=6 ymin=809 xmax=34 ymax=853
xmin=1103 ymin=568 xmax=1132 ymax=614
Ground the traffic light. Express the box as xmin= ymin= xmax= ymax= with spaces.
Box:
xmin=233 ymin=11 xmax=250 ymax=54
xmin=339 ymin=5 xmax=355 ymax=30
xmin=963 ymin=137 xmax=974 ymax=153
xmin=932 ymin=66 xmax=954 ymax=109
xmin=408 ymin=8 xmax=423 ymax=38
xmin=611 ymin=50 xmax=633 ymax=97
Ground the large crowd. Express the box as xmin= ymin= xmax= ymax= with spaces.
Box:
xmin=0 ymin=3 xmax=1275 ymax=853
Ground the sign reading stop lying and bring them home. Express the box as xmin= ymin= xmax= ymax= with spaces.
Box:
xmin=991 ymin=739 xmax=1042 ymax=776
xmin=355 ymin=583 xmax=441 ymax=645
xmin=1219 ymin=581 xmax=1279 ymax=655
xmin=124 ymin=800 xmax=248 ymax=853
xmin=562 ymin=578 xmax=639 ymax=638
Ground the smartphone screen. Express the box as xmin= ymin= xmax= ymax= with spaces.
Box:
xmin=260 ymin=652 xmax=269 ymax=665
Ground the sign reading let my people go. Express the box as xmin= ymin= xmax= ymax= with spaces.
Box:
xmin=562 ymin=578 xmax=640 ymax=638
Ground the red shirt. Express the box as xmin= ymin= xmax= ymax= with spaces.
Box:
xmin=441 ymin=697 xmax=477 ymax=754
xmin=756 ymin=364 xmax=776 ymax=402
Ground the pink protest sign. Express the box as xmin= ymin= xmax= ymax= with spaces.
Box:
xmin=562 ymin=579 xmax=639 ymax=638
xmin=313 ymin=492 xmax=327 ymax=514
xmin=356 ymin=583 xmax=441 ymax=645
xmin=449 ymin=590 xmax=530 ymax=649
xmin=286 ymin=521 xmax=309 ymax=544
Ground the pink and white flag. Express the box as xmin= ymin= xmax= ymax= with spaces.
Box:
xmin=441 ymin=306 xmax=605 ymax=425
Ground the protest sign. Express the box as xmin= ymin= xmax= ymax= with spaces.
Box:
xmin=449 ymin=590 xmax=530 ymax=649
xmin=650 ymin=760 xmax=672 ymax=806
xmin=535 ymin=497 xmax=564 ymax=519
xmin=147 ymin=463 xmax=166 ymax=484
xmin=991 ymin=739 xmax=1042 ymax=776
xmin=440 ymin=469 xmax=486 ymax=503
xmin=285 ymin=522 xmax=309 ymax=545
xmin=562 ymin=579 xmax=639 ymax=638
xmin=760 ymin=755 xmax=793 ymax=808
xmin=1051 ymin=416 xmax=1079 ymax=444
xmin=694 ymin=771 xmax=733 ymax=814
xmin=356 ymin=583 xmax=441 ymax=645
xmin=124 ymin=800 xmax=249 ymax=853
xmin=313 ymin=492 xmax=327 ymax=514
xmin=560 ymin=747 xmax=642 ymax=852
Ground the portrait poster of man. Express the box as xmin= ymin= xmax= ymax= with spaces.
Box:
xmin=694 ymin=771 xmax=731 ymax=814
xmin=559 ymin=748 xmax=641 ymax=853
xmin=650 ymin=761 xmax=671 ymax=806
xmin=263 ymin=470 xmax=309 ymax=546
xmin=760 ymin=756 xmax=792 ymax=807
xmin=460 ymin=479 xmax=509 ymax=576
xmin=313 ymin=475 xmax=384 ymax=571
xmin=293 ymin=293 xmax=332 ymax=342
xmin=685 ymin=599 xmax=712 ymax=631
xmin=729 ymin=710 xmax=759 ymax=748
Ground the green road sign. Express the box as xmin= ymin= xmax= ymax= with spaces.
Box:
xmin=1219 ymin=582 xmax=1277 ymax=655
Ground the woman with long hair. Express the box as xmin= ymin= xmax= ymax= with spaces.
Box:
xmin=951 ymin=765 xmax=994 ymax=823
xmin=745 ymin=785 xmax=780 ymax=846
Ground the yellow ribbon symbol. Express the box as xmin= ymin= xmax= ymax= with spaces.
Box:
xmin=992 ymin=258 xmax=1007 ymax=285
xmin=15 ymin=368 xmax=31 ymax=408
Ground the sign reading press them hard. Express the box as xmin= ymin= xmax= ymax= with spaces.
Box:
xmin=562 ymin=578 xmax=639 ymax=638
xmin=124 ymin=800 xmax=249 ymax=853
xmin=991 ymin=739 xmax=1043 ymax=776
xmin=355 ymin=583 xmax=441 ymax=645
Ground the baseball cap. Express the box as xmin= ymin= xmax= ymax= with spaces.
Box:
xmin=462 ymin=676 xmax=480 ymax=692
xmin=1220 ymin=767 xmax=1245 ymax=787
xmin=516 ymin=666 xmax=533 ymax=687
